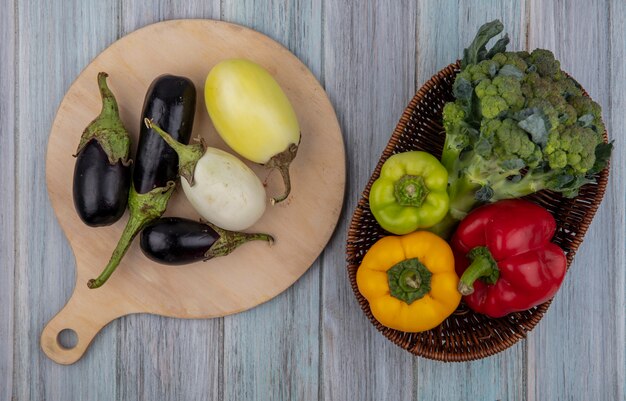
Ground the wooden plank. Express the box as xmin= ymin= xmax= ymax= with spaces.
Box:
xmin=13 ymin=0 xmax=120 ymax=400
xmin=116 ymin=315 xmax=223 ymax=401
xmin=321 ymin=1 xmax=418 ymax=400
xmin=221 ymin=279 xmax=320 ymax=401
xmin=527 ymin=1 xmax=623 ymax=400
xmin=0 ymin=0 xmax=15 ymax=398
xmin=116 ymin=3 xmax=222 ymax=401
xmin=121 ymin=0 xmax=220 ymax=28
xmin=221 ymin=0 xmax=323 ymax=78
xmin=608 ymin=3 xmax=626 ymax=400
xmin=415 ymin=2 xmax=527 ymax=400
xmin=220 ymin=1 xmax=322 ymax=400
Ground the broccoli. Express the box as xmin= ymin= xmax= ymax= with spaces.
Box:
xmin=431 ymin=20 xmax=612 ymax=237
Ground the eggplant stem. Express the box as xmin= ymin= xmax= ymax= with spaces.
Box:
xmin=144 ymin=118 xmax=204 ymax=186
xmin=97 ymin=72 xmax=119 ymax=118
xmin=267 ymin=141 xmax=299 ymax=204
xmin=144 ymin=118 xmax=186 ymax=154
xmin=87 ymin=209 xmax=147 ymax=289
xmin=203 ymin=222 xmax=274 ymax=260
xmin=74 ymin=72 xmax=131 ymax=165
xmin=87 ymin=182 xmax=176 ymax=289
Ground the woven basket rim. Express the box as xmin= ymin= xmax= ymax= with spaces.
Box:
xmin=345 ymin=61 xmax=611 ymax=362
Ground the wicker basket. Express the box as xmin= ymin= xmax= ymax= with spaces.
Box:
xmin=346 ymin=62 xmax=610 ymax=362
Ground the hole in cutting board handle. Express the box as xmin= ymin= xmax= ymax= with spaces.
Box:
xmin=57 ymin=328 xmax=78 ymax=350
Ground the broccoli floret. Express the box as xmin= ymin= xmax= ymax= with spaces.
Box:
xmin=545 ymin=126 xmax=601 ymax=173
xmin=492 ymin=51 xmax=529 ymax=73
xmin=475 ymin=79 xmax=497 ymax=97
xmin=526 ymin=98 xmax=559 ymax=131
xmin=441 ymin=103 xmax=472 ymax=170
xmin=475 ymin=75 xmax=524 ymax=118
xmin=462 ymin=60 xmax=500 ymax=82
xmin=569 ymin=95 xmax=601 ymax=117
xmin=477 ymin=91 xmax=508 ymax=119
xmin=528 ymin=49 xmax=562 ymax=79
xmin=443 ymin=102 xmax=466 ymax=128
xmin=494 ymin=76 xmax=525 ymax=110
xmin=442 ymin=102 xmax=470 ymax=152
xmin=480 ymin=97 xmax=508 ymax=120
xmin=569 ymin=95 xmax=606 ymax=135
xmin=557 ymin=76 xmax=583 ymax=99
xmin=432 ymin=20 xmax=612 ymax=238
xmin=522 ymin=73 xmax=580 ymax=129
xmin=481 ymin=118 xmax=541 ymax=166
xmin=547 ymin=94 xmax=578 ymax=125
xmin=523 ymin=71 xmax=560 ymax=99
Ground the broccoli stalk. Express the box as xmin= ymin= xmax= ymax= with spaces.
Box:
xmin=431 ymin=20 xmax=612 ymax=238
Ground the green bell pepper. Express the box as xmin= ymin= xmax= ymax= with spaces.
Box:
xmin=369 ymin=151 xmax=449 ymax=235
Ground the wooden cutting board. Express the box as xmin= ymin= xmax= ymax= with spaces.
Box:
xmin=41 ymin=19 xmax=345 ymax=365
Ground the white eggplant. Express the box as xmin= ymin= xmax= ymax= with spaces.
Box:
xmin=145 ymin=119 xmax=266 ymax=231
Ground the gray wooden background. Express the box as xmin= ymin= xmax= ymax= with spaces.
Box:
xmin=1 ymin=0 xmax=624 ymax=400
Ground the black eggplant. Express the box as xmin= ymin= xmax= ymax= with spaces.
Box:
xmin=73 ymin=72 xmax=131 ymax=226
xmin=88 ymin=75 xmax=196 ymax=289
xmin=134 ymin=75 xmax=196 ymax=194
xmin=140 ymin=217 xmax=273 ymax=265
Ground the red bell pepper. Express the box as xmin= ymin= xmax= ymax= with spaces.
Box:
xmin=451 ymin=199 xmax=567 ymax=318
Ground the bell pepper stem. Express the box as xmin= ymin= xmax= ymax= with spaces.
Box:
xmin=394 ymin=175 xmax=429 ymax=207
xmin=387 ymin=258 xmax=432 ymax=304
xmin=87 ymin=182 xmax=175 ymax=289
xmin=404 ymin=273 xmax=421 ymax=289
xmin=267 ymin=141 xmax=299 ymax=204
xmin=144 ymin=118 xmax=204 ymax=186
xmin=203 ymin=222 xmax=274 ymax=260
xmin=458 ymin=246 xmax=500 ymax=295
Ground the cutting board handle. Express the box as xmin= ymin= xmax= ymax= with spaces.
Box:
xmin=40 ymin=288 xmax=122 ymax=365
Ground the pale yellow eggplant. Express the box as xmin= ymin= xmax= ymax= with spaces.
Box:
xmin=205 ymin=59 xmax=300 ymax=203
